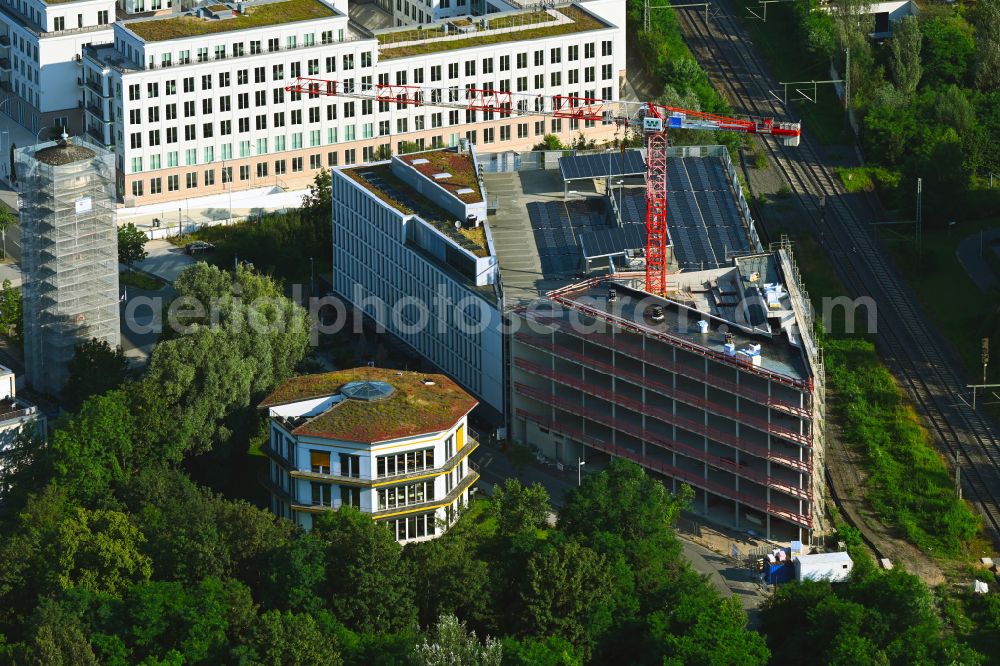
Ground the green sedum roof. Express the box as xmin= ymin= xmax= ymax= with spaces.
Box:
xmin=261 ymin=367 xmax=477 ymax=443
xmin=126 ymin=0 xmax=336 ymax=42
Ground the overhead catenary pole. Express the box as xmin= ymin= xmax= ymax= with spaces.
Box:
xmin=915 ymin=177 xmax=922 ymax=252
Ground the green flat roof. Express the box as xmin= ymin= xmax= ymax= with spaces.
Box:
xmin=379 ymin=5 xmax=607 ymax=59
xmin=262 ymin=368 xmax=477 ymax=443
xmin=345 ymin=162 xmax=490 ymax=258
xmin=126 ymin=0 xmax=336 ymax=42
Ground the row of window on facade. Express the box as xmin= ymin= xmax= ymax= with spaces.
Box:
xmin=120 ymin=31 xmax=361 ymax=71
xmin=121 ymin=115 xmax=587 ymax=197
xmin=123 ymin=63 xmax=615 ymax=107
xmin=119 ymin=89 xmax=609 ymax=167
xmin=51 ymin=9 xmax=109 ymax=31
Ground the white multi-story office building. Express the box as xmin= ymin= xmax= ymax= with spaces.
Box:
xmin=260 ymin=367 xmax=479 ymax=542
xmin=0 ymin=364 xmax=44 ymax=478
xmin=0 ymin=0 xmax=115 ymax=137
xmin=331 ymin=142 xmax=505 ymax=419
xmin=78 ymin=0 xmax=625 ymax=204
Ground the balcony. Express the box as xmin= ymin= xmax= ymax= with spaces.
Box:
xmin=0 ymin=58 xmax=9 ymax=70
xmin=0 ymin=35 xmax=10 ymax=47
xmin=517 ymin=410 xmax=811 ymax=528
xmin=515 ymin=336 xmax=812 ymax=446
xmin=84 ymin=78 xmax=108 ymax=97
xmin=516 ymin=380 xmax=810 ymax=476
xmin=260 ymin=474 xmax=294 ymax=502
xmin=371 ymin=470 xmax=478 ymax=519
xmin=268 ymin=438 xmax=479 ymax=486
xmin=86 ymin=125 xmax=108 ymax=144
xmin=85 ymin=102 xmax=109 ymax=121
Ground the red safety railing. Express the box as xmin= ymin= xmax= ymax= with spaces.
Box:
xmin=515 ymin=378 xmax=810 ymax=475
xmin=519 ymin=314 xmax=811 ymax=419
xmin=516 ymin=409 xmax=812 ymax=527
xmin=515 ymin=333 xmax=811 ymax=446
xmin=541 ymin=291 xmax=813 ymax=392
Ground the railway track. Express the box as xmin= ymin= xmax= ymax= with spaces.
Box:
xmin=672 ymin=1 xmax=1000 ymax=541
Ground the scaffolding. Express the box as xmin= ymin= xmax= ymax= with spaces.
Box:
xmin=16 ymin=135 xmax=119 ymax=395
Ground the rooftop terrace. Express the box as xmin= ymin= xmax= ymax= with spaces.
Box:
xmin=345 ymin=163 xmax=489 ymax=258
xmin=378 ymin=5 xmax=606 ymax=59
xmin=125 ymin=0 xmax=336 ymax=42
xmin=262 ymin=368 xmax=477 ymax=443
xmin=399 ymin=149 xmax=483 ymax=205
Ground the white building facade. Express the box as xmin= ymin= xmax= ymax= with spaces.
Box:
xmin=0 ymin=0 xmax=115 ymax=137
xmin=77 ymin=0 xmax=626 ymax=204
xmin=331 ymin=144 xmax=505 ymax=420
xmin=260 ymin=369 xmax=479 ymax=542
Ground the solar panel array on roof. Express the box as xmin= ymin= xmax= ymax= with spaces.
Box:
xmin=527 ymin=198 xmax=606 ymax=276
xmin=614 ymin=157 xmax=752 ymax=270
xmin=579 ymin=223 xmax=646 ymax=259
xmin=559 ymin=150 xmax=646 ymax=182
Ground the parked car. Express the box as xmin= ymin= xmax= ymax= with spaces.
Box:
xmin=184 ymin=241 xmax=215 ymax=255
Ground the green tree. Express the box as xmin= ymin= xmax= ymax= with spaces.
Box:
xmin=645 ymin=572 xmax=769 ymax=666
xmin=21 ymin=598 xmax=98 ymax=666
xmin=49 ymin=390 xmax=135 ymax=503
xmin=972 ymin=0 xmax=1000 ymax=92
xmin=122 ymin=468 xmax=293 ymax=585
xmin=490 ymin=478 xmax=550 ymax=538
xmin=412 ymin=614 xmax=502 ymax=666
xmin=54 ymin=508 xmax=152 ymax=597
xmin=405 ymin=531 xmax=492 ymax=630
xmin=0 ymin=204 xmax=15 ymax=259
xmin=240 ymin=610 xmax=343 ymax=666
xmin=259 ymin=533 xmax=328 ymax=614
xmin=920 ymin=15 xmax=975 ymax=86
xmin=518 ymin=539 xmax=616 ymax=657
xmin=96 ymin=577 xmax=256 ymax=664
xmin=559 ymin=458 xmax=691 ymax=545
xmin=313 ymin=507 xmax=417 ymax=633
xmin=532 ymin=134 xmax=564 ymax=151
xmin=301 ymin=168 xmax=332 ymax=219
xmin=0 ymin=278 xmax=22 ymax=339
xmin=888 ymin=15 xmax=922 ymax=98
xmin=116 ymin=223 xmax=148 ymax=268
xmin=63 ymin=339 xmax=129 ymax=411
xmin=140 ymin=325 xmax=253 ymax=457
xmin=761 ymin=567 xmax=981 ymax=664
xmin=500 ymin=636 xmax=581 ymax=666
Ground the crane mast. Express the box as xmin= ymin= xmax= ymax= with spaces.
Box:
xmin=284 ymin=77 xmax=802 ymax=296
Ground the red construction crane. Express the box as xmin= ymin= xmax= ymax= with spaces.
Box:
xmin=620 ymin=103 xmax=800 ymax=295
xmin=284 ymin=77 xmax=801 ymax=296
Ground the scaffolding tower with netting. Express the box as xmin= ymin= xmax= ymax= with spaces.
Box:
xmin=15 ymin=134 xmax=119 ymax=396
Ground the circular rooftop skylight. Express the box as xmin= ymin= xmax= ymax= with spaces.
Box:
xmin=341 ymin=380 xmax=396 ymax=402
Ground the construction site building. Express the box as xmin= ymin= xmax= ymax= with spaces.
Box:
xmin=487 ymin=145 xmax=826 ymax=542
xmin=16 ymin=134 xmax=120 ymax=395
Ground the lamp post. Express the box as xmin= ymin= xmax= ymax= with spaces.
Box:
xmin=606 ymin=147 xmax=613 ymax=194
xmin=577 ymin=457 xmax=585 ymax=486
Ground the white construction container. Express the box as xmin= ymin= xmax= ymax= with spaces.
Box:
xmin=794 ymin=552 xmax=853 ymax=583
